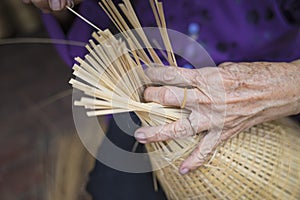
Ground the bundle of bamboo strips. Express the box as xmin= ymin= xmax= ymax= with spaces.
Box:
xmin=69 ymin=1 xmax=300 ymax=199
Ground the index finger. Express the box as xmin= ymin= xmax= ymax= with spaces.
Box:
xmin=145 ymin=66 xmax=199 ymax=87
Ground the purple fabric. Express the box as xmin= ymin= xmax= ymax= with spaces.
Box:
xmin=276 ymin=0 xmax=300 ymax=25
xmin=42 ymin=0 xmax=110 ymax=66
xmin=43 ymin=0 xmax=300 ymax=66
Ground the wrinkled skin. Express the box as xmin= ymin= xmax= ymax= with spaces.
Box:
xmin=135 ymin=61 xmax=300 ymax=174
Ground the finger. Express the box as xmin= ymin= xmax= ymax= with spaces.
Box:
xmin=218 ymin=62 xmax=234 ymax=69
xmin=134 ymin=118 xmax=208 ymax=143
xmin=145 ymin=66 xmax=199 ymax=87
xmin=144 ymin=86 xmax=209 ymax=108
xmin=49 ymin=0 xmax=67 ymax=11
xmin=144 ymin=86 xmax=188 ymax=107
xmin=179 ymin=129 xmax=222 ymax=174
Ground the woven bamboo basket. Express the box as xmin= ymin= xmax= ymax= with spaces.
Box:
xmin=149 ymin=119 xmax=300 ymax=200
xmin=68 ymin=1 xmax=300 ymax=199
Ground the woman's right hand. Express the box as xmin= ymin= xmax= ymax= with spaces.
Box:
xmin=22 ymin=0 xmax=79 ymax=12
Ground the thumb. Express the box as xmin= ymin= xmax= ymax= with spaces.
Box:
xmin=179 ymin=129 xmax=222 ymax=175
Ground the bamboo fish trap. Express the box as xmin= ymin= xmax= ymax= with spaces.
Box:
xmin=69 ymin=0 xmax=300 ymax=199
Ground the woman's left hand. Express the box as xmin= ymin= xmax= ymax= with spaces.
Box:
xmin=134 ymin=61 xmax=300 ymax=174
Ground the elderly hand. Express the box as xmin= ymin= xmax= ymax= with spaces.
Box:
xmin=134 ymin=61 xmax=300 ymax=174
xmin=22 ymin=0 xmax=80 ymax=12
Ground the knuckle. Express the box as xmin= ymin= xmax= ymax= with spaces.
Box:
xmin=193 ymin=74 xmax=207 ymax=87
xmin=188 ymin=114 xmax=199 ymax=134
xmin=157 ymin=123 xmax=178 ymax=140
xmin=191 ymin=74 xmax=200 ymax=86
xmin=218 ymin=62 xmax=234 ymax=69
xmin=157 ymin=126 xmax=170 ymax=140
xmin=159 ymin=87 xmax=172 ymax=104
xmin=174 ymin=120 xmax=193 ymax=137
xmin=143 ymin=87 xmax=151 ymax=101
xmin=193 ymin=146 xmax=208 ymax=162
xmin=195 ymin=152 xmax=207 ymax=164
xmin=163 ymin=67 xmax=177 ymax=81
xmin=154 ymin=130 xmax=163 ymax=140
xmin=179 ymin=68 xmax=199 ymax=82
xmin=157 ymin=121 xmax=192 ymax=140
xmin=144 ymin=67 xmax=155 ymax=79
xmin=173 ymin=122 xmax=187 ymax=137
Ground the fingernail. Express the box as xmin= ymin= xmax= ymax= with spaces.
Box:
xmin=134 ymin=132 xmax=147 ymax=143
xmin=67 ymin=0 xmax=75 ymax=8
xmin=179 ymin=168 xmax=189 ymax=175
xmin=50 ymin=0 xmax=61 ymax=11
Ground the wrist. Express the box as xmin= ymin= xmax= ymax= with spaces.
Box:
xmin=269 ymin=62 xmax=300 ymax=117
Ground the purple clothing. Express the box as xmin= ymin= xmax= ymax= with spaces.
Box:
xmin=43 ymin=0 xmax=300 ymax=66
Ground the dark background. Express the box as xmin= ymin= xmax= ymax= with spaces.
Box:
xmin=0 ymin=1 xmax=94 ymax=199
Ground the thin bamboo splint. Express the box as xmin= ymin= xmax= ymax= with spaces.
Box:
xmin=69 ymin=1 xmax=300 ymax=199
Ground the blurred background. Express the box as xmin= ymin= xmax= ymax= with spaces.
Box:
xmin=0 ymin=1 xmax=95 ymax=199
